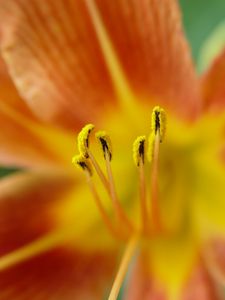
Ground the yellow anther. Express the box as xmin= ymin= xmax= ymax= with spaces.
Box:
xmin=96 ymin=131 xmax=112 ymax=161
xmin=151 ymin=106 xmax=166 ymax=142
xmin=133 ymin=136 xmax=146 ymax=167
xmin=72 ymin=154 xmax=93 ymax=176
xmin=77 ymin=124 xmax=95 ymax=158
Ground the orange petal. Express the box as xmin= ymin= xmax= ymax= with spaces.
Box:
xmin=203 ymin=238 xmax=225 ymax=287
xmin=0 ymin=57 xmax=77 ymax=169
xmin=92 ymin=0 xmax=201 ymax=120
xmin=0 ymin=0 xmax=116 ymax=129
xmin=0 ymin=171 xmax=75 ymax=256
xmin=0 ymin=0 xmax=200 ymax=129
xmin=202 ymin=47 xmax=225 ymax=112
xmin=182 ymin=260 xmax=220 ymax=300
xmin=0 ymin=172 xmax=117 ymax=299
xmin=0 ymin=247 xmax=116 ymax=300
xmin=0 ymin=56 xmax=34 ymax=117
xmin=124 ymin=255 xmax=167 ymax=300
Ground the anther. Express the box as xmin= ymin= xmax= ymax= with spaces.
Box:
xmin=133 ymin=136 xmax=146 ymax=167
xmin=148 ymin=106 xmax=166 ymax=162
xmin=77 ymin=124 xmax=95 ymax=158
xmin=72 ymin=154 xmax=93 ymax=176
xmin=151 ymin=106 xmax=166 ymax=143
xmin=96 ymin=131 xmax=112 ymax=161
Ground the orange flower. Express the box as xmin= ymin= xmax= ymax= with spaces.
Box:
xmin=0 ymin=0 xmax=225 ymax=299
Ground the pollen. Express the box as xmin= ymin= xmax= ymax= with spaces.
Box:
xmin=151 ymin=106 xmax=166 ymax=142
xmin=77 ymin=124 xmax=95 ymax=158
xmin=72 ymin=154 xmax=93 ymax=176
xmin=96 ymin=131 xmax=112 ymax=161
xmin=133 ymin=136 xmax=146 ymax=167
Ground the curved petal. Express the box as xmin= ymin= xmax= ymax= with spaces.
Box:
xmin=0 ymin=95 xmax=76 ymax=169
xmin=0 ymin=171 xmax=75 ymax=256
xmin=203 ymin=238 xmax=225 ymax=287
xmin=0 ymin=0 xmax=116 ymax=129
xmin=124 ymin=236 xmax=198 ymax=300
xmin=0 ymin=248 xmax=115 ymax=300
xmin=182 ymin=260 xmax=220 ymax=300
xmin=0 ymin=57 xmax=33 ymax=117
xmin=0 ymin=172 xmax=118 ymax=299
xmin=202 ymin=47 xmax=225 ymax=112
xmin=93 ymin=0 xmax=201 ymax=120
xmin=0 ymin=0 xmax=200 ymax=130
xmin=0 ymin=57 xmax=77 ymax=169
xmin=124 ymin=255 xmax=167 ymax=300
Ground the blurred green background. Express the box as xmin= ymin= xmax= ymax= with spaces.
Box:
xmin=180 ymin=0 xmax=225 ymax=65
xmin=2 ymin=0 xmax=225 ymax=180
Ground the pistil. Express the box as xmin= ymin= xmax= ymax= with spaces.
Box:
xmin=108 ymin=235 xmax=139 ymax=300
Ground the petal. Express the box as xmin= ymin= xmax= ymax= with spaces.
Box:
xmin=0 ymin=172 xmax=118 ymax=299
xmin=0 ymin=0 xmax=116 ymax=129
xmin=124 ymin=255 xmax=167 ymax=300
xmin=92 ymin=0 xmax=201 ymax=120
xmin=0 ymin=248 xmax=115 ymax=300
xmin=0 ymin=56 xmax=33 ymax=117
xmin=0 ymin=0 xmax=200 ymax=130
xmin=202 ymin=47 xmax=225 ymax=112
xmin=0 ymin=171 xmax=75 ymax=256
xmin=0 ymin=98 xmax=75 ymax=169
xmin=124 ymin=236 xmax=198 ymax=300
xmin=0 ymin=56 xmax=76 ymax=169
xmin=203 ymin=238 xmax=225 ymax=287
xmin=182 ymin=260 xmax=220 ymax=300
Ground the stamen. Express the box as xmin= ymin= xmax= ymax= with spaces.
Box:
xmin=148 ymin=106 xmax=167 ymax=232
xmin=77 ymin=124 xmax=95 ymax=158
xmin=72 ymin=154 xmax=119 ymax=238
xmin=96 ymin=131 xmax=134 ymax=233
xmin=108 ymin=235 xmax=139 ymax=300
xmin=72 ymin=154 xmax=93 ymax=176
xmin=133 ymin=136 xmax=148 ymax=232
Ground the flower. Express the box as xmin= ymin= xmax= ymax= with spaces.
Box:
xmin=0 ymin=0 xmax=225 ymax=299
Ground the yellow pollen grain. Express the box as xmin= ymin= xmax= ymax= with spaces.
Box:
xmin=77 ymin=124 xmax=95 ymax=158
xmin=96 ymin=131 xmax=113 ymax=161
xmin=133 ymin=136 xmax=146 ymax=167
xmin=72 ymin=154 xmax=93 ymax=176
xmin=151 ymin=106 xmax=166 ymax=142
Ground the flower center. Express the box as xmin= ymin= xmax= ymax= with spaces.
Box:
xmin=72 ymin=106 xmax=167 ymax=241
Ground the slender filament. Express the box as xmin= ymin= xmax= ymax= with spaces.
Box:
xmin=105 ymin=153 xmax=134 ymax=233
xmin=150 ymin=132 xmax=162 ymax=232
xmin=85 ymin=171 xmax=120 ymax=238
xmin=139 ymin=159 xmax=148 ymax=233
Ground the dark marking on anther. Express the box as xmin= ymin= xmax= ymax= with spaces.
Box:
xmin=85 ymin=129 xmax=92 ymax=148
xmin=138 ymin=140 xmax=145 ymax=165
xmin=155 ymin=111 xmax=160 ymax=134
xmin=78 ymin=161 xmax=92 ymax=175
xmin=99 ymin=137 xmax=112 ymax=161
